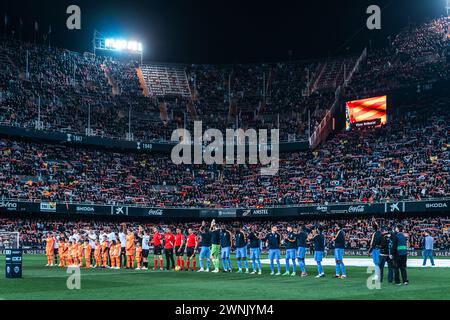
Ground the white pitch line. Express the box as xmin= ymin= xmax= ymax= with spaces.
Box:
xmin=24 ymin=269 xmax=164 ymax=278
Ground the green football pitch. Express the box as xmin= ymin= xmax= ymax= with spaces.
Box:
xmin=0 ymin=255 xmax=449 ymax=300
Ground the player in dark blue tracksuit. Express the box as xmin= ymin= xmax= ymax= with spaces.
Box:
xmin=220 ymin=225 xmax=233 ymax=272
xmin=369 ymin=224 xmax=382 ymax=280
xmin=333 ymin=223 xmax=346 ymax=278
xmin=392 ymin=225 xmax=409 ymax=285
xmin=264 ymin=226 xmax=281 ymax=275
xmin=379 ymin=227 xmax=394 ymax=283
xmin=248 ymin=228 xmax=262 ymax=274
xmin=296 ymin=226 xmax=308 ymax=276
xmin=198 ymin=224 xmax=211 ymax=272
xmin=309 ymin=226 xmax=326 ymax=278
xmin=283 ymin=226 xmax=297 ymax=276
xmin=235 ymin=228 xmax=249 ymax=273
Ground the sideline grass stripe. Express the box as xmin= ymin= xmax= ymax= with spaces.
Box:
xmin=0 ymin=255 xmax=449 ymax=300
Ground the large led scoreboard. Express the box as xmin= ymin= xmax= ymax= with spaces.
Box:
xmin=345 ymin=95 xmax=387 ymax=130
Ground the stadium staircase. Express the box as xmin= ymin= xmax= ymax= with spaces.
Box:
xmin=100 ymin=64 xmax=120 ymax=96
xmin=186 ymin=100 xmax=197 ymax=119
xmin=317 ymin=60 xmax=342 ymax=90
xmin=308 ymin=62 xmax=326 ymax=94
xmin=255 ymin=68 xmax=274 ymax=117
xmin=304 ymin=56 xmax=358 ymax=95
xmin=159 ymin=101 xmax=169 ymax=124
xmin=309 ymin=50 xmax=367 ymax=149
xmin=135 ymin=67 xmax=150 ymax=97
xmin=0 ymin=52 xmax=9 ymax=70
xmin=140 ymin=64 xmax=191 ymax=98
xmin=264 ymin=69 xmax=273 ymax=104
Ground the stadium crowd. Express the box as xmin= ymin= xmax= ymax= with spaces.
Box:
xmin=349 ymin=17 xmax=450 ymax=97
xmin=0 ymin=39 xmax=319 ymax=142
xmin=0 ymin=17 xmax=448 ymax=144
xmin=0 ymin=92 xmax=448 ymax=208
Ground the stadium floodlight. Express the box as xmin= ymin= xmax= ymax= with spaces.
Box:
xmin=104 ymin=38 xmax=141 ymax=52
xmin=93 ymin=31 xmax=144 ymax=64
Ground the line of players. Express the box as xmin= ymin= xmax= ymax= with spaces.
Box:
xmin=43 ymin=220 xmax=409 ymax=282
xmin=198 ymin=221 xmax=340 ymax=278
xmin=43 ymin=220 xmax=347 ymax=278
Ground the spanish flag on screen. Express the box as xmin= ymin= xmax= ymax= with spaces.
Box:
xmin=346 ymin=95 xmax=387 ymax=130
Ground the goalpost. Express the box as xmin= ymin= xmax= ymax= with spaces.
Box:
xmin=1 ymin=231 xmax=22 ymax=278
xmin=0 ymin=232 xmax=20 ymax=250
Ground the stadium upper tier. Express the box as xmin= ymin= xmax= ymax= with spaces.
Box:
xmin=0 ymin=93 xmax=448 ymax=208
xmin=0 ymin=17 xmax=448 ymax=143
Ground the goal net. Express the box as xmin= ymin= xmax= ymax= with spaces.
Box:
xmin=0 ymin=232 xmax=20 ymax=250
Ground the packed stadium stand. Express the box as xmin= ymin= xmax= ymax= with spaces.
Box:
xmin=0 ymin=16 xmax=449 ymax=210
xmin=349 ymin=17 xmax=450 ymax=96
xmin=141 ymin=63 xmax=191 ymax=98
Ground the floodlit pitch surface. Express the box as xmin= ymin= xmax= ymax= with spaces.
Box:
xmin=0 ymin=255 xmax=450 ymax=300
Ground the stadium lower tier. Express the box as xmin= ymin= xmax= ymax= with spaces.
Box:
xmin=1 ymin=213 xmax=449 ymax=250
xmin=1 ymin=98 xmax=449 ymax=208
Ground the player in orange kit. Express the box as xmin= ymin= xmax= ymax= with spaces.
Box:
xmin=135 ymin=242 xmax=143 ymax=270
xmin=65 ymin=239 xmax=73 ymax=266
xmin=84 ymin=240 xmax=92 ymax=268
xmin=110 ymin=240 xmax=117 ymax=269
xmin=58 ymin=237 xmax=67 ymax=267
xmin=77 ymin=239 xmax=84 ymax=267
xmin=70 ymin=240 xmax=79 ymax=266
xmin=94 ymin=240 xmax=101 ymax=268
xmin=101 ymin=236 xmax=110 ymax=268
xmin=126 ymin=229 xmax=135 ymax=269
xmin=114 ymin=241 xmax=122 ymax=269
xmin=45 ymin=232 xmax=55 ymax=266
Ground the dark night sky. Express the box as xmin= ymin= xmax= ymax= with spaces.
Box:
xmin=1 ymin=0 xmax=447 ymax=64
